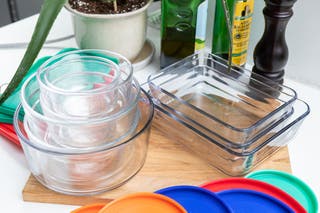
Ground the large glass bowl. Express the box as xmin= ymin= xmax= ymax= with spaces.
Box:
xmin=14 ymin=89 xmax=154 ymax=195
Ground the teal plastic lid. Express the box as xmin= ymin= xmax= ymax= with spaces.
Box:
xmin=0 ymin=113 xmax=12 ymax=124
xmin=246 ymin=170 xmax=318 ymax=213
xmin=0 ymin=47 xmax=118 ymax=124
xmin=0 ymin=55 xmax=51 ymax=123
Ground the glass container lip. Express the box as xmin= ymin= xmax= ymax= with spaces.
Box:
xmin=148 ymin=84 xmax=290 ymax=133
xmin=149 ymin=53 xmax=297 ymax=99
xmin=21 ymin=72 xmax=141 ymax=124
xmin=155 ymin=98 xmax=310 ymax=156
xmin=14 ymin=88 xmax=154 ymax=155
xmin=38 ymin=58 xmax=121 ymax=95
xmin=147 ymin=52 xmax=298 ymax=132
xmin=158 ymin=97 xmax=294 ymax=148
xmin=36 ymin=49 xmax=133 ymax=95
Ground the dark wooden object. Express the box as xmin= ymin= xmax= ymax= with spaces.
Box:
xmin=252 ymin=0 xmax=297 ymax=84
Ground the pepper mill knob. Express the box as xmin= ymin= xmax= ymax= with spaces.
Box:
xmin=252 ymin=0 xmax=297 ymax=84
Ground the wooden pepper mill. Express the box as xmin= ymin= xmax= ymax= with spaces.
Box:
xmin=252 ymin=0 xmax=297 ymax=84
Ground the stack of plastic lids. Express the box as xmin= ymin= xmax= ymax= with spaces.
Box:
xmin=156 ymin=185 xmax=294 ymax=213
xmin=245 ymin=170 xmax=318 ymax=213
xmin=155 ymin=185 xmax=232 ymax=213
xmin=71 ymin=193 xmax=188 ymax=213
xmin=71 ymin=170 xmax=318 ymax=213
xmin=201 ymin=177 xmax=306 ymax=212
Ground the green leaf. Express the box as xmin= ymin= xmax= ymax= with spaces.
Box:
xmin=0 ymin=0 xmax=66 ymax=104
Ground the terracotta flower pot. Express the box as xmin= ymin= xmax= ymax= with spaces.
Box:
xmin=65 ymin=0 xmax=152 ymax=61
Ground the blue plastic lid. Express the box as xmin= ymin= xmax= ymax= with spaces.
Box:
xmin=155 ymin=185 xmax=232 ymax=213
xmin=217 ymin=189 xmax=294 ymax=213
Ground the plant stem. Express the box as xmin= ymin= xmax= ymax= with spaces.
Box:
xmin=114 ymin=0 xmax=118 ymax=12
xmin=220 ymin=0 xmax=233 ymax=72
xmin=0 ymin=0 xmax=66 ymax=104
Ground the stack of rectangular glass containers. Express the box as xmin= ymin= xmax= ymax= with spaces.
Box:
xmin=147 ymin=52 xmax=310 ymax=176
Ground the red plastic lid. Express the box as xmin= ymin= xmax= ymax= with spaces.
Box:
xmin=71 ymin=203 xmax=106 ymax=213
xmin=0 ymin=123 xmax=21 ymax=147
xmin=201 ymin=178 xmax=306 ymax=213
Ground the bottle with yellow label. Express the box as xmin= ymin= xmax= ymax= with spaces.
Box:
xmin=212 ymin=0 xmax=254 ymax=66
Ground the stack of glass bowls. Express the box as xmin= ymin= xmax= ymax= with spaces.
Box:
xmin=148 ymin=52 xmax=310 ymax=176
xmin=13 ymin=50 xmax=154 ymax=195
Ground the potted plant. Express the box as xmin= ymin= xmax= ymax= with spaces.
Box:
xmin=0 ymin=0 xmax=151 ymax=104
xmin=65 ymin=0 xmax=152 ymax=61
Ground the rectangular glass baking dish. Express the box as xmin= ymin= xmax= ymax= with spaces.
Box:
xmin=148 ymin=52 xmax=297 ymax=148
xmin=153 ymin=98 xmax=309 ymax=176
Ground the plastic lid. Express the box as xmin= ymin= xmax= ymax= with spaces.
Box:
xmin=0 ymin=113 xmax=13 ymax=124
xmin=98 ymin=192 xmax=187 ymax=213
xmin=0 ymin=123 xmax=21 ymax=147
xmin=155 ymin=185 xmax=232 ymax=213
xmin=217 ymin=189 xmax=294 ymax=213
xmin=246 ymin=170 xmax=318 ymax=213
xmin=201 ymin=178 xmax=306 ymax=212
xmin=71 ymin=203 xmax=106 ymax=213
xmin=0 ymin=56 xmax=51 ymax=120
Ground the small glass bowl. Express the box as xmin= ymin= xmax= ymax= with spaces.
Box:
xmin=37 ymin=49 xmax=134 ymax=119
xmin=21 ymin=72 xmax=141 ymax=148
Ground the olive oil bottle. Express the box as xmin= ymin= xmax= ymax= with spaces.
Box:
xmin=212 ymin=0 xmax=254 ymax=66
xmin=160 ymin=0 xmax=208 ymax=68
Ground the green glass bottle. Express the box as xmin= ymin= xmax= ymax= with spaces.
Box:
xmin=160 ymin=0 xmax=208 ymax=68
xmin=212 ymin=0 xmax=254 ymax=66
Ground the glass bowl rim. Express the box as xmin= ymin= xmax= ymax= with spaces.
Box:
xmin=14 ymin=88 xmax=154 ymax=155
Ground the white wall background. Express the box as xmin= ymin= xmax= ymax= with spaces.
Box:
xmin=285 ymin=0 xmax=319 ymax=88
xmin=207 ymin=0 xmax=320 ymax=88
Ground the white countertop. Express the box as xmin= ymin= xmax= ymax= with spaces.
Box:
xmin=0 ymin=8 xmax=319 ymax=212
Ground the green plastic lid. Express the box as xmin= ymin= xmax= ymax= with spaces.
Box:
xmin=0 ymin=113 xmax=13 ymax=124
xmin=0 ymin=56 xmax=51 ymax=123
xmin=246 ymin=170 xmax=318 ymax=213
xmin=0 ymin=47 xmax=118 ymax=124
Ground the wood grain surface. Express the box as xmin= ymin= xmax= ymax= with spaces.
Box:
xmin=23 ymin=119 xmax=292 ymax=206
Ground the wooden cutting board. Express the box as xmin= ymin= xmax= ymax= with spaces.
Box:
xmin=22 ymin=116 xmax=292 ymax=206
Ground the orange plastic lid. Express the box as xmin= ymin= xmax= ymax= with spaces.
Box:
xmin=71 ymin=203 xmax=106 ymax=213
xmin=98 ymin=192 xmax=187 ymax=213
